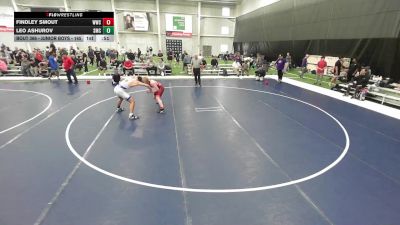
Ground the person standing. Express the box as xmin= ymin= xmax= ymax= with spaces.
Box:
xmin=88 ymin=46 xmax=94 ymax=66
xmin=82 ymin=51 xmax=88 ymax=72
xmin=300 ymin=54 xmax=309 ymax=78
xmin=330 ymin=57 xmax=343 ymax=87
xmin=315 ymin=56 xmax=327 ymax=85
xmin=94 ymin=47 xmax=101 ymax=67
xmin=62 ymin=53 xmax=78 ymax=84
xmin=285 ymin=52 xmax=292 ymax=71
xmin=183 ymin=53 xmax=191 ymax=73
xmin=275 ymin=54 xmax=286 ymax=83
xmin=191 ymin=54 xmax=202 ymax=86
xmin=48 ymin=52 xmax=59 ymax=79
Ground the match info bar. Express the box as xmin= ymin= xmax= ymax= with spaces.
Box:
xmin=14 ymin=12 xmax=114 ymax=42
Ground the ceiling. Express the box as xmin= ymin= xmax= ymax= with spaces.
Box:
xmin=136 ymin=0 xmax=242 ymax=5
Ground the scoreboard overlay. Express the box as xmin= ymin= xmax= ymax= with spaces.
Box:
xmin=14 ymin=12 xmax=114 ymax=42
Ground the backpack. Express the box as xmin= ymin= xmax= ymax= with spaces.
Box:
xmin=222 ymin=68 xmax=228 ymax=76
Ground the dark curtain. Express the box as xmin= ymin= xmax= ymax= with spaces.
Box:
xmin=234 ymin=0 xmax=400 ymax=81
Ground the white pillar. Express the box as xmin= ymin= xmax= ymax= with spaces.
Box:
xmin=11 ymin=0 xmax=31 ymax=52
xmin=111 ymin=0 xmax=120 ymax=51
xmin=197 ymin=1 xmax=201 ymax=54
xmin=10 ymin=0 xmax=18 ymax=11
xmin=63 ymin=0 xmax=69 ymax=12
xmin=156 ymin=0 xmax=162 ymax=52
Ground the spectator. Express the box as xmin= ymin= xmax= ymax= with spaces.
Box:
xmin=137 ymin=48 xmax=141 ymax=59
xmin=300 ymin=54 xmax=309 ymax=78
xmin=255 ymin=53 xmax=264 ymax=68
xmin=38 ymin=60 xmax=49 ymax=77
xmin=181 ymin=51 xmax=186 ymax=64
xmin=330 ymin=57 xmax=343 ymax=87
xmin=94 ymin=47 xmax=101 ymax=67
xmin=315 ymin=56 xmax=327 ymax=86
xmin=0 ymin=58 xmax=8 ymax=75
xmin=49 ymin=43 xmax=56 ymax=55
xmin=100 ymin=48 xmax=105 ymax=59
xmin=75 ymin=55 xmax=84 ymax=72
xmin=33 ymin=50 xmax=44 ymax=76
xmin=223 ymin=51 xmax=229 ymax=63
xmin=232 ymin=60 xmax=242 ymax=77
xmin=285 ymin=52 xmax=292 ymax=70
xmin=191 ymin=55 xmax=202 ymax=86
xmin=344 ymin=67 xmax=371 ymax=98
xmin=123 ymin=59 xmax=134 ymax=75
xmin=347 ymin=58 xmax=361 ymax=82
xmin=175 ymin=52 xmax=181 ymax=64
xmin=157 ymin=50 xmax=163 ymax=58
xmin=45 ymin=46 xmax=50 ymax=59
xmin=110 ymin=58 xmax=122 ymax=68
xmin=48 ymin=52 xmax=59 ymax=80
xmin=88 ymin=46 xmax=94 ymax=66
xmin=211 ymin=56 xmax=219 ymax=70
xmin=167 ymin=50 xmax=173 ymax=65
xmin=255 ymin=63 xmax=268 ymax=81
xmin=201 ymin=57 xmax=207 ymax=70
xmin=149 ymin=46 xmax=153 ymax=55
xmin=99 ymin=58 xmax=107 ymax=75
xmin=62 ymin=53 xmax=78 ymax=84
xmin=82 ymin=51 xmax=88 ymax=72
xmin=69 ymin=46 xmax=76 ymax=55
xmin=20 ymin=54 xmax=32 ymax=77
xmin=242 ymin=60 xmax=250 ymax=76
xmin=146 ymin=58 xmax=157 ymax=75
xmin=158 ymin=58 xmax=166 ymax=76
xmin=275 ymin=54 xmax=286 ymax=83
xmin=183 ymin=53 xmax=191 ymax=72
xmin=127 ymin=49 xmax=135 ymax=61
xmin=109 ymin=49 xmax=116 ymax=63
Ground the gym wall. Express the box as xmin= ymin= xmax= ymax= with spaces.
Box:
xmin=0 ymin=0 xmax=236 ymax=56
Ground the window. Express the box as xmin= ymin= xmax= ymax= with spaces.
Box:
xmin=221 ymin=26 xmax=229 ymax=35
xmin=222 ymin=7 xmax=230 ymax=17
xmin=220 ymin=44 xmax=229 ymax=53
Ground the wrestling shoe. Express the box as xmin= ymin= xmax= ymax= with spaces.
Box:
xmin=129 ymin=114 xmax=139 ymax=120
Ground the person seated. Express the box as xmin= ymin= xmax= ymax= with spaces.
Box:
xmin=210 ymin=56 xmax=219 ymax=70
xmin=157 ymin=50 xmax=163 ymax=58
xmin=123 ymin=59 xmax=134 ymax=75
xmin=200 ymin=58 xmax=207 ymax=70
xmin=232 ymin=60 xmax=242 ymax=77
xmin=167 ymin=51 xmax=173 ymax=64
xmin=38 ymin=60 xmax=49 ymax=77
xmin=157 ymin=58 xmax=166 ymax=76
xmin=146 ymin=58 xmax=157 ymax=75
xmin=255 ymin=63 xmax=268 ymax=81
xmin=344 ymin=67 xmax=370 ymax=99
xmin=0 ymin=58 xmax=8 ymax=75
xmin=110 ymin=58 xmax=121 ymax=68
xmin=242 ymin=60 xmax=250 ymax=76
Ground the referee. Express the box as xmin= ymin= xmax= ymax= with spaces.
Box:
xmin=191 ymin=54 xmax=202 ymax=86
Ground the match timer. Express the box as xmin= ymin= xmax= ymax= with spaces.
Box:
xmin=14 ymin=12 xmax=115 ymax=42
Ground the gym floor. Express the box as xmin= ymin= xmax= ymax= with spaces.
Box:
xmin=0 ymin=78 xmax=399 ymax=225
